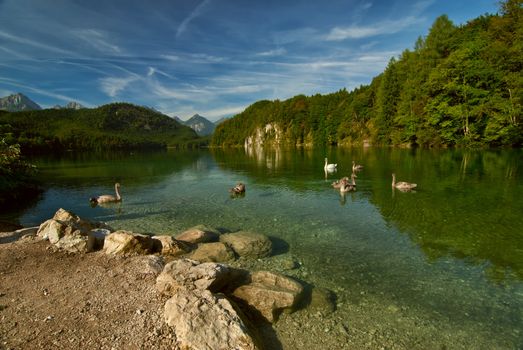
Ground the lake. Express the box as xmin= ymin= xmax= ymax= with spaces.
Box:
xmin=5 ymin=147 xmax=523 ymax=349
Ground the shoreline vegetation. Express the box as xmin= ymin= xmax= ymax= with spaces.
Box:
xmin=0 ymin=138 xmax=41 ymax=210
xmin=212 ymin=1 xmax=522 ymax=149
xmin=0 ymin=208 xmax=336 ymax=350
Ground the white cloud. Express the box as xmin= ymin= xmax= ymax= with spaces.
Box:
xmin=326 ymin=16 xmax=423 ymax=40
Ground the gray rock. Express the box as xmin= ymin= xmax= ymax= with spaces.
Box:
xmin=87 ymin=228 xmax=110 ymax=251
xmin=232 ymin=271 xmax=304 ymax=323
xmin=175 ymin=225 xmax=219 ymax=244
xmin=164 ymin=288 xmax=258 ymax=350
xmin=219 ymin=231 xmax=272 ymax=259
xmin=134 ymin=255 xmax=165 ymax=276
xmin=190 ymin=242 xmax=236 ymax=263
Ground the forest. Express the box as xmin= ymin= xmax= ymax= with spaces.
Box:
xmin=212 ymin=0 xmax=522 ymax=148
xmin=0 ymin=103 xmax=204 ymax=153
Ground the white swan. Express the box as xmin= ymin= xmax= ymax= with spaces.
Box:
xmin=90 ymin=183 xmax=122 ymax=204
xmin=392 ymin=174 xmax=417 ymax=191
xmin=324 ymin=158 xmax=337 ymax=172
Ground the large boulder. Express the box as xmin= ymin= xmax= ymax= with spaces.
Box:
xmin=156 ymin=259 xmax=248 ymax=296
xmin=219 ymin=231 xmax=272 ymax=259
xmin=152 ymin=235 xmax=191 ymax=256
xmin=50 ymin=208 xmax=112 ymax=232
xmin=36 ymin=208 xmax=112 ymax=253
xmin=232 ymin=271 xmax=304 ymax=323
xmin=164 ymin=288 xmax=258 ymax=350
xmin=37 ymin=219 xmax=66 ymax=244
xmin=103 ymin=231 xmax=155 ymax=255
xmin=175 ymin=225 xmax=219 ymax=244
xmin=189 ymin=242 xmax=236 ymax=263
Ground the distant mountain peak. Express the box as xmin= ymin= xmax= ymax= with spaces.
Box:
xmin=182 ymin=114 xmax=216 ymax=136
xmin=0 ymin=93 xmax=42 ymax=112
xmin=53 ymin=101 xmax=84 ymax=110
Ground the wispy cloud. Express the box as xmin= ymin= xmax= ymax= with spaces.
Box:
xmin=326 ymin=16 xmax=424 ymax=40
xmin=413 ymin=0 xmax=436 ymax=13
xmin=256 ymin=48 xmax=287 ymax=57
xmin=201 ymin=105 xmax=246 ymax=120
xmin=0 ymin=30 xmax=74 ymax=56
xmin=161 ymin=54 xmax=180 ymax=62
xmin=0 ymin=77 xmax=91 ymax=106
xmin=0 ymin=45 xmax=33 ymax=60
xmin=71 ymin=29 xmax=122 ymax=54
xmin=99 ymin=75 xmax=139 ymax=97
xmin=176 ymin=0 xmax=211 ymax=38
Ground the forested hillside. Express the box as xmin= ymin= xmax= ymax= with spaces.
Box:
xmin=212 ymin=0 xmax=522 ymax=148
xmin=0 ymin=103 xmax=204 ymax=152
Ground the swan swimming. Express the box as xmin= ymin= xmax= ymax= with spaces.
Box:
xmin=90 ymin=183 xmax=122 ymax=205
xmin=392 ymin=174 xmax=417 ymax=191
xmin=229 ymin=182 xmax=246 ymax=194
xmin=352 ymin=160 xmax=364 ymax=172
xmin=324 ymin=158 xmax=337 ymax=172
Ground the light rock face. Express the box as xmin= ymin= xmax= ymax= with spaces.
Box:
xmin=36 ymin=209 xmax=112 ymax=253
xmin=190 ymin=242 xmax=236 ymax=263
xmin=232 ymin=271 xmax=304 ymax=323
xmin=152 ymin=235 xmax=191 ymax=256
xmin=164 ymin=288 xmax=258 ymax=350
xmin=175 ymin=225 xmax=219 ymax=244
xmin=219 ymin=231 xmax=272 ymax=259
xmin=244 ymin=122 xmax=283 ymax=148
xmin=156 ymin=259 xmax=247 ymax=296
xmin=103 ymin=231 xmax=155 ymax=255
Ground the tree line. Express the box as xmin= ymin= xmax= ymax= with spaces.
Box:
xmin=0 ymin=103 xmax=205 ymax=153
xmin=212 ymin=0 xmax=522 ymax=148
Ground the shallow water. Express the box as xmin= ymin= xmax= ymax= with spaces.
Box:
xmin=6 ymin=147 xmax=523 ymax=349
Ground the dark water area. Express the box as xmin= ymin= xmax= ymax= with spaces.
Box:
xmin=3 ymin=147 xmax=523 ymax=349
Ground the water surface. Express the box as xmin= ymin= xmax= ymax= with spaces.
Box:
xmin=6 ymin=147 xmax=523 ymax=349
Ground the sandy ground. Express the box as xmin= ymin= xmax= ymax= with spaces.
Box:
xmin=0 ymin=230 xmax=179 ymax=350
xmin=1 ymin=224 xmax=516 ymax=350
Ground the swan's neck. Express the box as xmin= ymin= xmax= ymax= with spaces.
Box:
xmin=115 ymin=184 xmax=121 ymax=200
xmin=392 ymin=175 xmax=396 ymax=186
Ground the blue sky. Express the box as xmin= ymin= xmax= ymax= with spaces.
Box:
xmin=0 ymin=0 xmax=498 ymax=121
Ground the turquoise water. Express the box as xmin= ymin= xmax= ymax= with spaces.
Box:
xmin=6 ymin=147 xmax=523 ymax=348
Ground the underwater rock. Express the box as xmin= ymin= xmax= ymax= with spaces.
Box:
xmin=220 ymin=231 xmax=272 ymax=259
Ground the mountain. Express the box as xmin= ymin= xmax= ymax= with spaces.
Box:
xmin=173 ymin=116 xmax=184 ymax=123
xmin=0 ymin=93 xmax=42 ymax=112
xmin=182 ymin=114 xmax=216 ymax=136
xmin=212 ymin=3 xmax=523 ymax=148
xmin=0 ymin=102 xmax=205 ymax=151
xmin=53 ymin=101 xmax=85 ymax=110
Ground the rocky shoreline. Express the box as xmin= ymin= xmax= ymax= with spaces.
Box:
xmin=1 ymin=208 xmax=335 ymax=350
